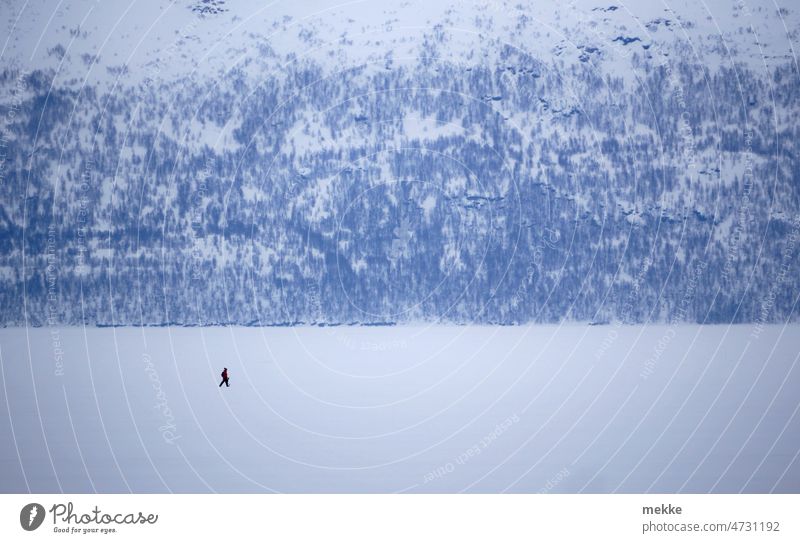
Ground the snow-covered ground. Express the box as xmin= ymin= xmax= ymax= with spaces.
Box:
xmin=3 ymin=0 xmax=797 ymax=90
xmin=1 ymin=324 xmax=798 ymax=493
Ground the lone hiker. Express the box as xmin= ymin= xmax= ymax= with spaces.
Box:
xmin=219 ymin=367 xmax=230 ymax=387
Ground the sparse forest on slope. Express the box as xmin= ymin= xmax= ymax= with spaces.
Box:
xmin=1 ymin=2 xmax=798 ymax=326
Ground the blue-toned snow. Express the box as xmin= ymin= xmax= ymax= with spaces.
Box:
xmin=1 ymin=324 xmax=798 ymax=493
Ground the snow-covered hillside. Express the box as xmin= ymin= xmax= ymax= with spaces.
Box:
xmin=0 ymin=0 xmax=799 ymax=325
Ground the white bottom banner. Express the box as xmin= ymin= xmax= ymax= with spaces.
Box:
xmin=1 ymin=494 xmax=797 ymax=542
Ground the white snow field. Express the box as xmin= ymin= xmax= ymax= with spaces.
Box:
xmin=1 ymin=324 xmax=799 ymax=493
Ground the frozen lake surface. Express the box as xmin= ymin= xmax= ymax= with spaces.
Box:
xmin=1 ymin=324 xmax=798 ymax=493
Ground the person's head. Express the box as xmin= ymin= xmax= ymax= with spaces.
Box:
xmin=224 ymin=367 xmax=227 ymax=370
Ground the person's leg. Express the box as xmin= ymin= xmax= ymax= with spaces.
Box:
xmin=219 ymin=379 xmax=224 ymax=387
xmin=225 ymin=378 xmax=230 ymax=387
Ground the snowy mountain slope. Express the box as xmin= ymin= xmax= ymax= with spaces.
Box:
xmin=0 ymin=0 xmax=799 ymax=325
xmin=2 ymin=1 xmax=798 ymax=86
